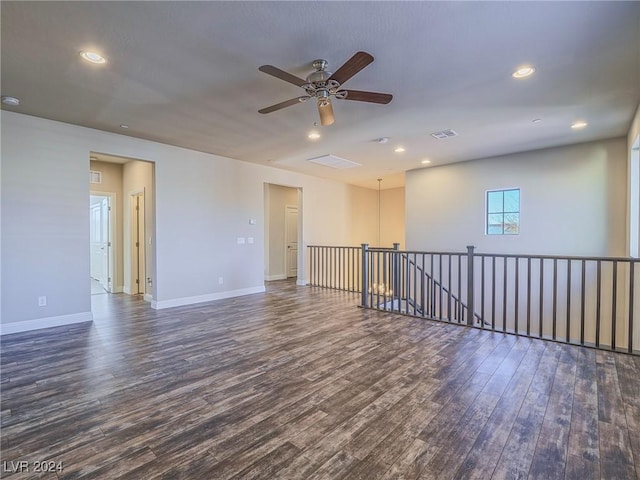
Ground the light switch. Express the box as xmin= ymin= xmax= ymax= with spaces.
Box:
xmin=237 ymin=237 xmax=245 ymax=244
xmin=249 ymin=219 xmax=256 ymax=225
xmin=247 ymin=237 xmax=254 ymax=244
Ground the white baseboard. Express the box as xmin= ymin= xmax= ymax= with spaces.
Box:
xmin=1 ymin=311 xmax=93 ymax=336
xmin=123 ymin=286 xmax=133 ymax=295
xmin=296 ymin=279 xmax=307 ymax=286
xmin=112 ymin=285 xmax=124 ymax=294
xmin=143 ymin=294 xmax=153 ymax=302
xmin=265 ymin=274 xmax=287 ymax=281
xmin=151 ymin=286 xmax=266 ymax=310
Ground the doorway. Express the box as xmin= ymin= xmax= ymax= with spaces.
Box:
xmin=264 ymin=183 xmax=302 ymax=282
xmin=89 ymin=193 xmax=114 ymax=294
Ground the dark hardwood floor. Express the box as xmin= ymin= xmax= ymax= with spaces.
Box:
xmin=1 ymin=280 xmax=639 ymax=479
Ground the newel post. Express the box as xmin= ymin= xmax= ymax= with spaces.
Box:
xmin=361 ymin=244 xmax=369 ymax=307
xmin=393 ymin=243 xmax=400 ymax=307
xmin=466 ymin=245 xmax=475 ymax=326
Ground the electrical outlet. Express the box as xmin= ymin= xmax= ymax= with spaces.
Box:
xmin=218 ymin=277 xmax=224 ymax=285
xmin=38 ymin=296 xmax=47 ymax=307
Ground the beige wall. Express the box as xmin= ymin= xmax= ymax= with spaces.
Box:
xmin=628 ymin=103 xmax=640 ymax=257
xmin=347 ymin=185 xmax=405 ymax=248
xmin=348 ymin=186 xmax=377 ymax=246
xmin=381 ymin=187 xmax=405 ymax=249
xmin=265 ymin=184 xmax=298 ymax=279
xmin=89 ymin=160 xmax=124 ymax=291
xmin=123 ymin=161 xmax=154 ymax=296
xmin=406 ymin=138 xmax=627 ymax=256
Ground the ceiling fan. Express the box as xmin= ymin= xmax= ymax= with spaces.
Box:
xmin=258 ymin=51 xmax=392 ymax=126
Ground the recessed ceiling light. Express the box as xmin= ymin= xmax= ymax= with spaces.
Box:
xmin=308 ymin=131 xmax=321 ymax=140
xmin=571 ymin=121 xmax=588 ymax=130
xmin=394 ymin=146 xmax=406 ymax=153
xmin=120 ymin=124 xmax=129 ymax=129
xmin=421 ymin=159 xmax=431 ymax=164
xmin=532 ymin=118 xmax=542 ymax=124
xmin=1 ymin=95 xmax=20 ymax=106
xmin=80 ymin=51 xmax=107 ymax=64
xmin=512 ymin=65 xmax=536 ymax=78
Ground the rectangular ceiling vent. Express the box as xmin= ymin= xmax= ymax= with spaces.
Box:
xmin=430 ymin=129 xmax=458 ymax=140
xmin=307 ymin=154 xmax=361 ymax=170
xmin=89 ymin=170 xmax=102 ymax=184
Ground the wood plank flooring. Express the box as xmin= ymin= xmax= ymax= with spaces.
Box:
xmin=1 ymin=280 xmax=639 ymax=479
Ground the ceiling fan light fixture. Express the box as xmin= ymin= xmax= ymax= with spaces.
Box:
xmin=318 ymin=99 xmax=334 ymax=126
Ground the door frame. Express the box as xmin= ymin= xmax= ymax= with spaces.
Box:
xmin=264 ymin=183 xmax=304 ymax=283
xmin=90 ymin=191 xmax=116 ymax=293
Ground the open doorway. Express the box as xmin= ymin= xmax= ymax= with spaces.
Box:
xmin=89 ymin=193 xmax=113 ymax=294
xmin=264 ymin=183 xmax=302 ymax=281
xmin=89 ymin=152 xmax=155 ymax=304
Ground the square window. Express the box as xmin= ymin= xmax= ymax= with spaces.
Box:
xmin=486 ymin=189 xmax=520 ymax=235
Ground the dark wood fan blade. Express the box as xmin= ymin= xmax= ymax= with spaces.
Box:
xmin=342 ymin=90 xmax=393 ymax=104
xmin=259 ymin=65 xmax=307 ymax=87
xmin=328 ymin=51 xmax=374 ymax=85
xmin=259 ymin=97 xmax=308 ymax=114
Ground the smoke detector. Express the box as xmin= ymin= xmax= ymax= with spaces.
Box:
xmin=1 ymin=96 xmax=20 ymax=106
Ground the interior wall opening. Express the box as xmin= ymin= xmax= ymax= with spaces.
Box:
xmin=264 ymin=183 xmax=302 ymax=282
xmin=88 ymin=152 xmax=156 ymax=307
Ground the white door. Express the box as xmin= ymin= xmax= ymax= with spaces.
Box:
xmin=90 ymin=202 xmax=102 ymax=280
xmin=90 ymin=195 xmax=112 ymax=292
xmin=285 ymin=205 xmax=298 ymax=278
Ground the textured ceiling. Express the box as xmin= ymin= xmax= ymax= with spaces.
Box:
xmin=2 ymin=1 xmax=639 ymax=189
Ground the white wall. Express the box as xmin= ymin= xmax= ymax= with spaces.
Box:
xmin=2 ymin=114 xmax=92 ymax=329
xmin=0 ymin=111 xmax=367 ymax=331
xmin=406 ymin=138 xmax=627 ymax=257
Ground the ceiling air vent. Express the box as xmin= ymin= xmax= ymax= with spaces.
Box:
xmin=430 ymin=129 xmax=458 ymax=140
xmin=307 ymin=154 xmax=361 ymax=170
xmin=89 ymin=170 xmax=102 ymax=184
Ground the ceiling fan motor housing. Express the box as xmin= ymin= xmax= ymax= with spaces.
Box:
xmin=306 ymin=59 xmax=332 ymax=84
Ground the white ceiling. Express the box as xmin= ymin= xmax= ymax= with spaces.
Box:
xmin=2 ymin=1 xmax=639 ymax=189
